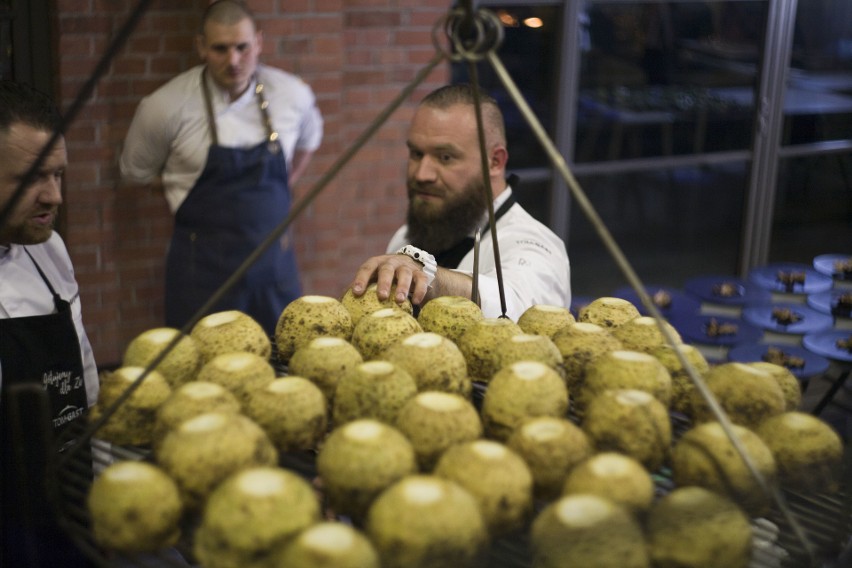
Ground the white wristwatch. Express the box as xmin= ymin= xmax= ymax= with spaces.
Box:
xmin=396 ymin=245 xmax=438 ymax=287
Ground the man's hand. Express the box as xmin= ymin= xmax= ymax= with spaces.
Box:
xmin=350 ymin=254 xmax=431 ymax=306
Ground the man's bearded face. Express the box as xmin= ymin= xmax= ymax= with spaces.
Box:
xmin=405 ymin=175 xmax=489 ymax=253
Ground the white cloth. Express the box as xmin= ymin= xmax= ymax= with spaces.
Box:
xmin=0 ymin=233 xmax=99 ymax=407
xmin=119 ymin=64 xmax=323 ymax=213
xmin=387 ymin=188 xmax=572 ymax=320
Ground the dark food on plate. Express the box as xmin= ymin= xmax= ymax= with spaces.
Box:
xmin=776 ymin=270 xmax=806 ymax=292
xmin=712 ymin=281 xmax=740 ymax=298
xmin=652 ymin=289 xmax=673 ymax=309
xmin=704 ymin=317 xmax=738 ymax=337
xmin=833 ymin=258 xmax=852 ymax=277
xmin=833 ymin=293 xmax=852 ymax=317
xmin=771 ymin=307 xmax=802 ymax=326
xmin=762 ymin=346 xmax=805 ymax=370
xmin=837 ymin=334 xmax=852 ymax=354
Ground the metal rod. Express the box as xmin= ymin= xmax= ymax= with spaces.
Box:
xmin=486 ymin=48 xmax=817 ymax=563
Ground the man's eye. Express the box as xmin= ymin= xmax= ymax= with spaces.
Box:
xmin=440 ymin=153 xmax=454 ymax=163
xmin=409 ymin=150 xmax=422 ymax=159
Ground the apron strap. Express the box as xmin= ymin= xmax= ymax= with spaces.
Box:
xmin=23 ymin=248 xmax=64 ymax=312
xmin=200 ymin=69 xmax=279 ymax=148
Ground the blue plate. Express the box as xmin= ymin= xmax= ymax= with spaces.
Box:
xmin=669 ymin=313 xmax=763 ymax=346
xmin=813 ymin=253 xmax=852 ymax=280
xmin=803 ymin=330 xmax=852 ymax=363
xmin=684 ymin=275 xmax=771 ymax=306
xmin=613 ymin=285 xmax=701 ymax=318
xmin=742 ymin=303 xmax=834 ymax=335
xmin=748 ymin=263 xmax=833 ymax=295
xmin=807 ymin=290 xmax=852 ymax=318
xmin=728 ymin=343 xmax=830 ymax=379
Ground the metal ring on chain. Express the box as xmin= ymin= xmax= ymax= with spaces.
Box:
xmin=432 ymin=7 xmax=504 ymax=62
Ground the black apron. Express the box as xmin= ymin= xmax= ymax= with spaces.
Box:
xmin=0 ymin=248 xmax=93 ymax=567
xmin=164 ymin=70 xmax=301 ymax=336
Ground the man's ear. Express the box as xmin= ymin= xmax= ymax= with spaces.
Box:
xmin=490 ymin=145 xmax=508 ymax=174
xmin=255 ymin=30 xmax=264 ymax=56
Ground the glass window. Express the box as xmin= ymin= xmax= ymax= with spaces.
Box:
xmin=569 ymin=163 xmax=749 ymax=296
xmin=451 ymin=5 xmax=563 ymax=171
xmin=769 ymin=1 xmax=852 ymax=262
xmin=576 ymin=1 xmax=768 ymax=162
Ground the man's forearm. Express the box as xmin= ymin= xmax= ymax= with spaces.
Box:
xmin=425 ymin=268 xmax=474 ymax=304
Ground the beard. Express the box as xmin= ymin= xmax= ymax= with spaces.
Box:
xmin=0 ymin=208 xmax=57 ymax=246
xmin=405 ymin=178 xmax=490 ymax=253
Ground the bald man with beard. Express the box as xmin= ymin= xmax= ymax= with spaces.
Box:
xmin=349 ymin=84 xmax=571 ymax=320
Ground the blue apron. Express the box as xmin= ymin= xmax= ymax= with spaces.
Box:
xmin=164 ymin=71 xmax=301 ymax=336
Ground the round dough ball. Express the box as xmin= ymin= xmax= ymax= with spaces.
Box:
xmin=532 ymin=494 xmax=649 ymax=568
xmin=517 ymin=304 xmax=575 ymax=338
xmin=273 ymin=522 xmax=380 ymax=568
xmin=496 ymin=333 xmax=565 ymax=379
xmin=582 ymin=389 xmax=671 ymax=471
xmin=196 ymin=351 xmax=276 ymax=408
xmin=156 ymin=412 xmax=278 ymax=509
xmin=434 ymin=440 xmax=533 ymax=536
xmin=457 ymin=317 xmax=523 ymax=382
xmin=90 ymin=366 xmax=172 ymax=447
xmin=748 ymin=361 xmax=802 ymax=412
xmin=562 ymin=452 xmax=655 ymax=515
xmin=191 ymin=310 xmax=271 ymax=363
xmin=381 ymin=332 xmax=471 ymax=397
xmin=332 ymin=360 xmax=418 ymax=426
xmin=612 ymin=315 xmax=683 ymax=353
xmin=194 ymin=467 xmax=320 ymax=568
xmin=287 ymin=336 xmax=363 ymax=403
xmin=394 ymin=391 xmax=483 ymax=470
xmin=122 ymin=327 xmax=201 ymax=388
xmin=552 ymin=322 xmax=624 ymax=394
xmin=506 ymin=416 xmax=592 ymax=500
xmin=351 ymin=307 xmax=422 ymax=360
xmin=341 ymin=282 xmax=413 ymax=327
xmin=688 ymin=362 xmax=785 ymax=429
xmin=671 ymin=421 xmax=777 ymax=516
xmin=365 ymin=475 xmax=488 ymax=568
xmin=649 ymin=343 xmax=710 ymax=415
xmin=88 ymin=461 xmax=182 ymax=553
xmin=481 ymin=361 xmax=569 ymax=442
xmin=244 ymin=377 xmax=328 ymax=453
xmin=153 ymin=381 xmax=241 ymax=451
xmin=577 ymin=297 xmax=641 ymax=328
xmin=275 ymin=295 xmax=354 ymax=364
xmin=755 ymin=411 xmax=844 ymax=493
xmin=317 ymin=419 xmax=416 ymax=520
xmin=416 ymin=295 xmax=484 ymax=344
xmin=578 ymin=350 xmax=672 ymax=413
xmin=648 ymin=486 xmax=752 ymax=568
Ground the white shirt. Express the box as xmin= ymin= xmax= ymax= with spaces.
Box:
xmin=387 ymin=188 xmax=572 ymax=320
xmin=0 ymin=233 xmax=99 ymax=407
xmin=119 ymin=64 xmax=323 ymax=213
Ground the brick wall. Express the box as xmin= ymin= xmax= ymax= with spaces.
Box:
xmin=54 ymin=0 xmax=450 ymax=366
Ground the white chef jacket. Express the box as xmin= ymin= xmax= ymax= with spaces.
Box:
xmin=0 ymin=232 xmax=99 ymax=406
xmin=387 ymin=188 xmax=572 ymax=320
xmin=119 ymin=64 xmax=323 ymax=213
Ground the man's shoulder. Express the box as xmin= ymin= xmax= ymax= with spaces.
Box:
xmin=500 ymin=203 xmax=567 ymax=251
xmin=257 ymin=65 xmax=315 ymax=101
xmin=143 ymin=66 xmax=205 ymax=106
